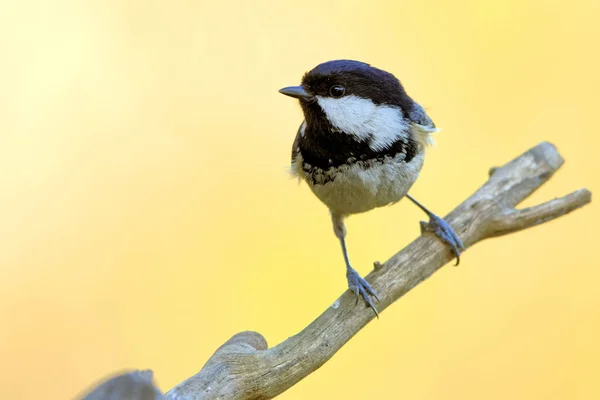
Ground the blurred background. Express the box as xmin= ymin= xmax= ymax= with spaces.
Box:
xmin=0 ymin=0 xmax=598 ymax=398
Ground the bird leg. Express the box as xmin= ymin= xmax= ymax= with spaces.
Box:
xmin=406 ymin=194 xmax=465 ymax=265
xmin=331 ymin=213 xmax=380 ymax=317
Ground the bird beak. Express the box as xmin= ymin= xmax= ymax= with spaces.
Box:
xmin=278 ymin=86 xmax=315 ymax=101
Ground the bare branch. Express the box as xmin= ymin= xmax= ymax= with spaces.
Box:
xmin=78 ymin=370 xmax=164 ymax=400
xmin=488 ymin=189 xmax=592 ymax=237
xmin=77 ymin=142 xmax=592 ymax=400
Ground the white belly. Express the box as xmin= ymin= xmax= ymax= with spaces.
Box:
xmin=302 ymin=152 xmax=424 ymax=216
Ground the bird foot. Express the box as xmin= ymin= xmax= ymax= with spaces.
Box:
xmin=347 ymin=268 xmax=380 ymax=317
xmin=420 ymin=214 xmax=465 ymax=266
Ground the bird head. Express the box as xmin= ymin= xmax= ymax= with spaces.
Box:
xmin=279 ymin=60 xmax=417 ymax=150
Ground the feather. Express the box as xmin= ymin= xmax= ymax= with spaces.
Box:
xmin=412 ymin=123 xmax=440 ymax=147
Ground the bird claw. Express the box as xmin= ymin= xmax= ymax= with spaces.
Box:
xmin=423 ymin=214 xmax=465 ymax=265
xmin=347 ymin=268 xmax=380 ymax=317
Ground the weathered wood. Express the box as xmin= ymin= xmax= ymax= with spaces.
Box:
xmin=78 ymin=370 xmax=164 ymax=400
xmin=78 ymin=142 xmax=592 ymax=400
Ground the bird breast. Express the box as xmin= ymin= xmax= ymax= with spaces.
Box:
xmin=294 ymin=151 xmax=425 ymax=216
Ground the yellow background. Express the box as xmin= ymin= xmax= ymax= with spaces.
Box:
xmin=0 ymin=0 xmax=598 ymax=398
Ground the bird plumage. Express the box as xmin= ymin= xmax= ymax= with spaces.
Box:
xmin=288 ymin=60 xmax=436 ymax=216
xmin=279 ymin=59 xmax=463 ymax=315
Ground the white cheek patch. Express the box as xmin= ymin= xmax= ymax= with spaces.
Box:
xmin=315 ymin=95 xmax=409 ymax=152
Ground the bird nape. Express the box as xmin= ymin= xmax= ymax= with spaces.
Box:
xmin=280 ymin=59 xmax=464 ymax=316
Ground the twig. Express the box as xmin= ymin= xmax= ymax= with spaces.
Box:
xmin=77 ymin=142 xmax=591 ymax=400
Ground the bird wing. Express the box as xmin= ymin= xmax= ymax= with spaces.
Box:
xmin=291 ymin=120 xmax=306 ymax=162
xmin=408 ymin=103 xmax=439 ymax=147
xmin=289 ymin=120 xmax=306 ymax=179
xmin=408 ymin=102 xmax=435 ymax=128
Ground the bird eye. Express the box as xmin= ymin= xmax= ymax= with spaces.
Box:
xmin=329 ymin=85 xmax=346 ymax=98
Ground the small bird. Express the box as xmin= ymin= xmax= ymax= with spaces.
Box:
xmin=279 ymin=60 xmax=464 ymax=316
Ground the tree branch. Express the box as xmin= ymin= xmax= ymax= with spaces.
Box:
xmin=77 ymin=142 xmax=591 ymax=400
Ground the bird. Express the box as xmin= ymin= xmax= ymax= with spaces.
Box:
xmin=279 ymin=60 xmax=464 ymax=316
